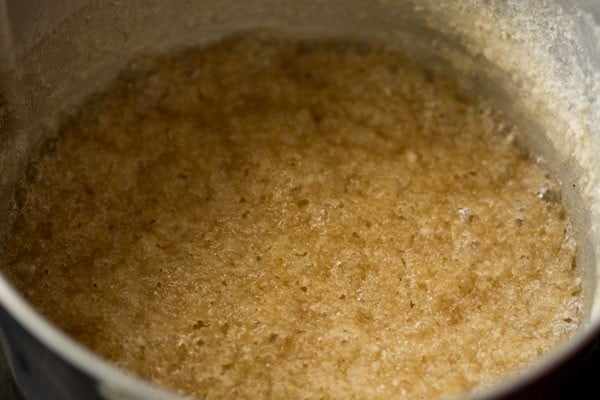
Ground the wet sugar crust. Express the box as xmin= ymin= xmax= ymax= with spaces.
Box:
xmin=1 ymin=34 xmax=582 ymax=399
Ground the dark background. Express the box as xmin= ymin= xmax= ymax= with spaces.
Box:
xmin=1 ymin=344 xmax=22 ymax=399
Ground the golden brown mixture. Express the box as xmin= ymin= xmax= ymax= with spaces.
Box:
xmin=1 ymin=34 xmax=581 ymax=399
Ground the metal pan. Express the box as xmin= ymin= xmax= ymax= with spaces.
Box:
xmin=0 ymin=1 xmax=598 ymax=399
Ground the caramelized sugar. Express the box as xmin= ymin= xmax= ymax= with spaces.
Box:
xmin=1 ymin=34 xmax=581 ymax=399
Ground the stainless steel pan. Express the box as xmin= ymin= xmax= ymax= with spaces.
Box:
xmin=0 ymin=1 xmax=599 ymax=399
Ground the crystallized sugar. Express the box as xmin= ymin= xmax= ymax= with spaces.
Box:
xmin=1 ymin=34 xmax=581 ymax=399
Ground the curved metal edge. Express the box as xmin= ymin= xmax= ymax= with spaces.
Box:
xmin=2 ymin=267 xmax=600 ymax=400
xmin=465 ymin=323 xmax=600 ymax=400
xmin=0 ymin=274 xmax=188 ymax=400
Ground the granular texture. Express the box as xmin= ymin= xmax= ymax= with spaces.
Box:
xmin=0 ymin=34 xmax=581 ymax=399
